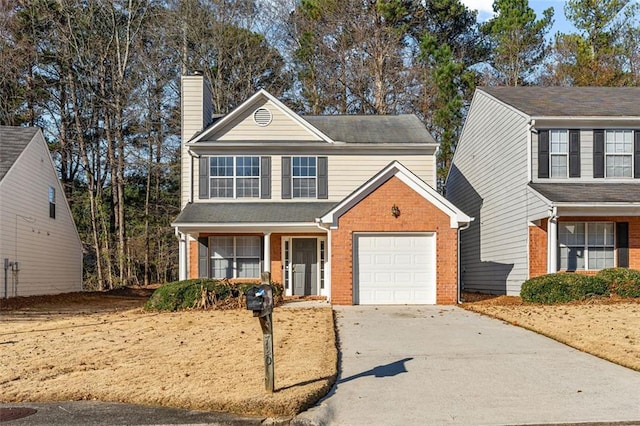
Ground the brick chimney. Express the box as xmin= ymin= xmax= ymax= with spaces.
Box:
xmin=180 ymin=71 xmax=213 ymax=208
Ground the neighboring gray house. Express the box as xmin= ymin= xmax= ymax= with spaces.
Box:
xmin=0 ymin=126 xmax=82 ymax=297
xmin=172 ymin=74 xmax=471 ymax=305
xmin=446 ymin=87 xmax=640 ymax=295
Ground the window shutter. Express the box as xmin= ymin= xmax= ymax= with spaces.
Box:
xmin=199 ymin=157 xmax=209 ymax=199
xmin=538 ymin=130 xmax=549 ymax=178
xmin=569 ymin=129 xmax=581 ymax=178
xmin=260 ymin=156 xmax=271 ymax=199
xmin=635 ymin=131 xmax=640 ymax=179
xmin=281 ymin=156 xmax=291 ymax=199
xmin=198 ymin=237 xmax=209 ymax=278
xmin=617 ymin=222 xmax=629 ymax=268
xmin=593 ymin=130 xmax=605 ymax=178
xmin=317 ymin=156 xmax=328 ymax=199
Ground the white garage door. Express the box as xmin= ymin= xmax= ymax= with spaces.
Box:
xmin=354 ymin=233 xmax=436 ymax=305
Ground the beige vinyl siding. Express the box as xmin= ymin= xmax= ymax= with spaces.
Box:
xmin=0 ymin=133 xmax=82 ymax=297
xmin=193 ymin=154 xmax=435 ymax=202
xmin=214 ymin=100 xmax=322 ymax=142
xmin=446 ymin=90 xmax=530 ymax=295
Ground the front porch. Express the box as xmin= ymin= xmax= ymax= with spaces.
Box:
xmin=184 ymin=231 xmax=329 ymax=298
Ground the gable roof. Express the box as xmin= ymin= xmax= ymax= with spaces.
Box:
xmin=189 ymin=89 xmax=334 ymax=145
xmin=529 ymin=182 xmax=640 ymax=204
xmin=188 ymin=89 xmax=436 ymax=146
xmin=0 ymin=126 xmax=39 ymax=181
xmin=319 ymin=161 xmax=472 ymax=228
xmin=303 ymin=115 xmax=436 ymax=144
xmin=480 ymin=86 xmax=640 ymax=117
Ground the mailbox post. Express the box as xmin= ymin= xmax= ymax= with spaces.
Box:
xmin=244 ymin=272 xmax=274 ymax=393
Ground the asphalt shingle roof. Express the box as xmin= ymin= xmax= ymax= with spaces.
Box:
xmin=480 ymin=86 xmax=640 ymax=117
xmin=0 ymin=126 xmax=38 ymax=181
xmin=303 ymin=115 xmax=436 ymax=144
xmin=173 ymin=202 xmax=338 ymax=224
xmin=529 ymin=182 xmax=640 ymax=203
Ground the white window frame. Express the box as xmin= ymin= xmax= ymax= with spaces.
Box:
xmin=209 ymin=236 xmax=261 ymax=279
xmin=549 ymin=129 xmax=568 ymax=178
xmin=559 ymin=222 xmax=615 ymax=271
xmin=209 ymin=156 xmax=260 ymax=198
xmin=605 ymin=130 xmax=633 ymax=178
xmin=292 ymin=156 xmax=317 ymax=199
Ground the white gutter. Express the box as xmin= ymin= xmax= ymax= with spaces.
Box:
xmin=457 ymin=221 xmax=472 ymax=304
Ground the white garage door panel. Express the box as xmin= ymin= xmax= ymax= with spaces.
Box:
xmin=355 ymin=234 xmax=436 ymax=305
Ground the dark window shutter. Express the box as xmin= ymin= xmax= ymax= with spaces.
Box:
xmin=593 ymin=130 xmax=605 ymax=178
xmin=199 ymin=156 xmax=209 ymax=199
xmin=260 ymin=156 xmax=271 ymax=199
xmin=317 ymin=156 xmax=328 ymax=199
xmin=538 ymin=130 xmax=549 ymax=179
xmin=635 ymin=131 xmax=640 ymax=179
xmin=281 ymin=156 xmax=291 ymax=199
xmin=198 ymin=237 xmax=209 ymax=278
xmin=569 ymin=129 xmax=581 ymax=178
xmin=617 ymin=222 xmax=629 ymax=268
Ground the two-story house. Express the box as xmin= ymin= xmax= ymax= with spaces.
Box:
xmin=0 ymin=126 xmax=83 ymax=297
xmin=172 ymin=74 xmax=471 ymax=305
xmin=446 ymin=86 xmax=640 ymax=296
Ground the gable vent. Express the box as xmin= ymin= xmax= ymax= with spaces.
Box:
xmin=253 ymin=108 xmax=273 ymax=126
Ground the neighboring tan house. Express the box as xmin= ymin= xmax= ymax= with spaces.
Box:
xmin=0 ymin=126 xmax=82 ymax=297
xmin=446 ymin=86 xmax=640 ymax=296
xmin=172 ymin=74 xmax=471 ymax=305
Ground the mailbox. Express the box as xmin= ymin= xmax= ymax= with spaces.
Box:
xmin=245 ymin=284 xmax=273 ymax=317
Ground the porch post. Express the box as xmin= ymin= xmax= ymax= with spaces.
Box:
xmin=263 ymin=233 xmax=271 ymax=273
xmin=178 ymin=232 xmax=188 ymax=281
xmin=547 ymin=216 xmax=558 ymax=274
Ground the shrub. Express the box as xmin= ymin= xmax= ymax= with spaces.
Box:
xmin=520 ymin=273 xmax=609 ymax=304
xmin=145 ymin=279 xmax=284 ymax=311
xmin=596 ymin=268 xmax=640 ymax=298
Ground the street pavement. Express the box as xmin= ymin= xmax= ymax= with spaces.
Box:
xmin=293 ymin=305 xmax=640 ymax=426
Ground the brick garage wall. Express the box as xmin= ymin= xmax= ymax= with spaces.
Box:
xmin=529 ymin=220 xmax=548 ymax=278
xmin=529 ymin=216 xmax=640 ymax=279
xmin=331 ymin=176 xmax=459 ymax=305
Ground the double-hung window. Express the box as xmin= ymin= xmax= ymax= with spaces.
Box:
xmin=292 ymin=156 xmax=317 ymax=198
xmin=559 ymin=222 xmax=615 ymax=271
xmin=549 ymin=130 xmax=568 ymax=178
xmin=210 ymin=236 xmax=261 ymax=279
xmin=209 ymin=156 xmax=260 ymax=198
xmin=605 ymin=130 xmax=633 ymax=178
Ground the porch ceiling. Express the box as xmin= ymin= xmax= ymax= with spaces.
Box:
xmin=172 ymin=201 xmax=337 ymax=225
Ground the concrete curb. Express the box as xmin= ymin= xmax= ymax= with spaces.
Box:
xmin=290 ymin=403 xmax=333 ymax=426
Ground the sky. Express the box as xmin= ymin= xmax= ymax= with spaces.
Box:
xmin=460 ymin=0 xmax=577 ymax=36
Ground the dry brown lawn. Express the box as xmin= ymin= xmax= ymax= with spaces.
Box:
xmin=0 ymin=290 xmax=337 ymax=417
xmin=462 ymin=293 xmax=640 ymax=372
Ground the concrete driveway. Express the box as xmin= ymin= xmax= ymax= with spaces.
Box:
xmin=295 ymin=305 xmax=640 ymax=426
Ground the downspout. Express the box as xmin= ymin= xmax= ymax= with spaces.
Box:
xmin=527 ymin=119 xmax=536 ymax=182
xmin=457 ymin=221 xmax=472 ymax=304
xmin=188 ymin=148 xmax=197 ymax=204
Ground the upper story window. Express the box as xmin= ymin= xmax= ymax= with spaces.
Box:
xmin=48 ymin=186 xmax=56 ymax=219
xmin=605 ymin=130 xmax=633 ymax=178
xmin=209 ymin=156 xmax=260 ymax=198
xmin=550 ymin=130 xmax=568 ymax=178
xmin=292 ymin=157 xmax=317 ymax=198
xmin=281 ymin=156 xmax=328 ymax=200
xmin=538 ymin=129 xmax=580 ymax=179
